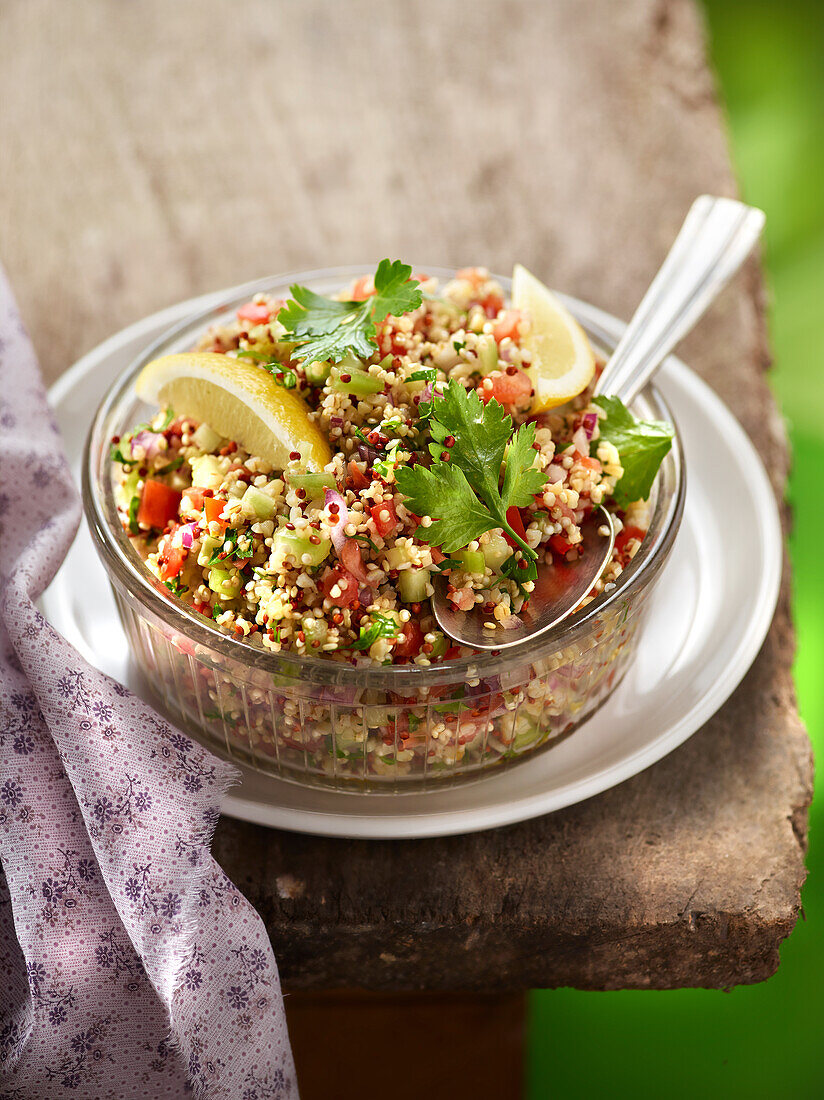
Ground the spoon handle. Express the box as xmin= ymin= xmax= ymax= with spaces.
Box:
xmin=595 ymin=195 xmax=765 ymax=403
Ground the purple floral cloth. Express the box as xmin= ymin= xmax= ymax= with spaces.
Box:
xmin=0 ymin=270 xmax=296 ymax=1098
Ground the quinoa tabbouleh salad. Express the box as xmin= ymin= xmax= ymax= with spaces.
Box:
xmin=114 ymin=261 xmax=673 ymax=669
xmin=105 ymin=261 xmax=676 ymax=782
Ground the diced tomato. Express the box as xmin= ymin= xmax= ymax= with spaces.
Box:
xmin=615 ymin=525 xmax=646 ymax=557
xmin=429 ymin=546 xmax=446 ymax=565
xmin=236 ymin=302 xmax=272 ymax=325
xmin=321 ymin=567 xmax=360 ymax=608
xmin=204 ymin=496 xmax=227 ymax=528
xmin=349 ymin=276 xmax=376 ymax=301
xmin=480 ymin=292 xmax=505 ymax=318
xmin=159 ymin=544 xmax=187 ymax=581
xmin=338 ymin=538 xmax=372 ymax=584
xmin=478 ymin=368 xmax=533 ymax=410
xmin=549 ymin=534 xmax=575 ymax=557
xmin=393 ymin=619 xmax=424 ymax=659
xmin=182 ymin=487 xmax=205 ymax=511
xmin=456 ymin=267 xmax=486 ymax=287
xmin=579 ymin=456 xmax=602 ymax=472
xmin=347 ymin=459 xmax=370 ymax=491
xmin=491 ymin=309 xmax=523 ymax=344
xmin=137 ymin=479 xmax=181 ymax=530
xmin=370 ymin=500 xmax=398 ymax=538
xmin=502 ymin=505 xmax=527 ymax=549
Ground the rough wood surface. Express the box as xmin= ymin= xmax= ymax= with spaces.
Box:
xmin=0 ymin=0 xmax=811 ymax=989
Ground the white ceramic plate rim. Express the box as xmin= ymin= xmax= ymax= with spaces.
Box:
xmin=46 ymin=283 xmax=783 ymax=838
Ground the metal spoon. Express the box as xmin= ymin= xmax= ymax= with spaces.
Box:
xmin=432 ymin=194 xmax=765 ymax=651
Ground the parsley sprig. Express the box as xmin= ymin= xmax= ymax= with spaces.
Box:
xmin=277 ymin=260 xmax=423 ymax=364
xmin=396 ymin=382 xmax=547 ymax=557
xmin=592 ymin=396 xmax=674 ymax=508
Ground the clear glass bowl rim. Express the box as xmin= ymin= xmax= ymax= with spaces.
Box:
xmin=82 ymin=264 xmax=686 ymax=690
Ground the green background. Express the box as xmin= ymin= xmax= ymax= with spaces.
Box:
xmin=527 ymin=1 xmax=824 ymax=1094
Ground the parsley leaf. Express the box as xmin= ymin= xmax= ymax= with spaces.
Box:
xmin=592 ymin=395 xmax=674 ymax=508
xmin=277 ymin=259 xmax=423 ymax=364
xmin=396 ymin=382 xmax=547 ymax=557
xmin=502 ymin=421 xmax=546 ymax=508
xmin=396 ymin=461 xmax=498 ymax=553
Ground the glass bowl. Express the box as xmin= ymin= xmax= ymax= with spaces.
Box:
xmin=83 ymin=266 xmax=685 ymax=792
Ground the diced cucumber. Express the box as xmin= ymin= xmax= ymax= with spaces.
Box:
xmin=198 ymin=535 xmax=222 ymax=567
xmin=241 ymin=485 xmax=275 ymax=519
xmin=207 ymin=567 xmax=240 ymax=599
xmin=271 ymin=531 xmax=331 ymax=569
xmin=364 ymin=705 xmax=395 ymax=728
xmin=457 ymin=549 xmax=486 ymax=574
xmin=305 ymin=359 xmax=332 ymax=385
xmin=330 ymin=362 xmax=384 ymax=397
xmin=385 ymin=543 xmax=416 ymax=570
xmin=192 ymin=423 xmax=223 ymax=452
xmin=287 ymin=471 xmax=336 ymax=498
xmin=123 ymin=467 xmax=140 ymax=497
xmin=513 ymin=724 xmax=542 ymax=752
xmin=398 ymin=568 xmax=430 ymax=603
xmin=482 ymin=531 xmax=513 ymax=569
xmin=301 ymin=615 xmax=329 ymax=645
xmin=428 ymin=632 xmax=448 ymax=659
xmin=190 ymin=454 xmax=224 ymax=490
xmin=476 ymin=334 xmax=499 ymax=375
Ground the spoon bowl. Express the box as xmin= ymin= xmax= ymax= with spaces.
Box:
xmin=432 ymin=506 xmax=615 ymax=650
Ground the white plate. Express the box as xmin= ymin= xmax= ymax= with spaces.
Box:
xmin=42 ymin=287 xmax=782 ymax=839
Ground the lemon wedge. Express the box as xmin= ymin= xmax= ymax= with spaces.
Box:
xmin=135 ymin=352 xmax=332 ymax=471
xmin=512 ymin=264 xmax=596 ymax=411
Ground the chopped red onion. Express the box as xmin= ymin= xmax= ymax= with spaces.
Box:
xmin=582 ymin=411 xmax=599 ymax=439
xmin=178 ymin=522 xmax=199 ymax=550
xmin=546 ymin=463 xmax=565 ymax=484
xmin=324 ymin=488 xmax=349 ymax=551
xmin=131 ymin=430 xmax=166 ymax=460
xmin=572 ymin=426 xmax=588 ymax=454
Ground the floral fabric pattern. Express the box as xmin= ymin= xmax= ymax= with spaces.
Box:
xmin=0 ymin=269 xmax=296 ymax=1098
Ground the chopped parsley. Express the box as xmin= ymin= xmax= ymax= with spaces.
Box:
xmin=110 ymin=440 xmax=135 ymax=468
xmin=164 ymin=577 xmax=188 ymax=597
xmin=396 ymin=381 xmax=547 ymax=556
xmin=409 ymin=367 xmax=437 ymax=383
xmin=347 ymin=611 xmax=399 ymax=651
xmin=207 ymin=528 xmax=253 ymax=565
xmin=127 ymin=496 xmax=140 ymax=536
xmin=592 ymin=395 xmax=674 ymax=508
xmin=154 ymin=455 xmax=185 ymax=476
xmin=277 ymin=259 xmax=423 ymax=364
xmin=236 ymin=348 xmax=297 ymax=388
